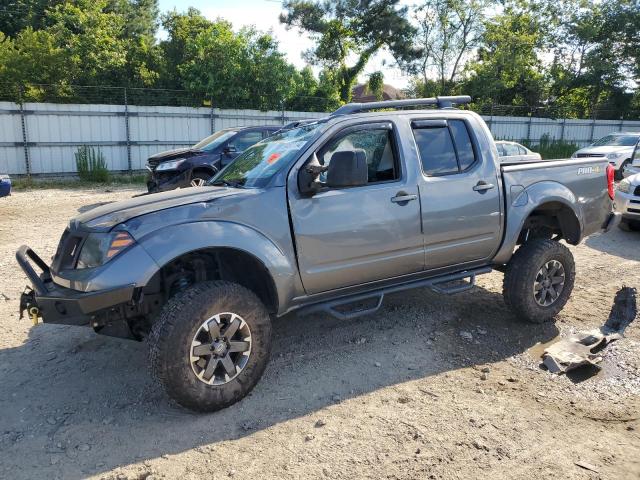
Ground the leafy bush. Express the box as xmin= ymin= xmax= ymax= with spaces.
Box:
xmin=521 ymin=134 xmax=580 ymax=160
xmin=75 ymin=145 xmax=110 ymax=182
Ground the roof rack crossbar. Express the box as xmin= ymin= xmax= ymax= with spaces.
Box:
xmin=331 ymin=95 xmax=472 ymax=116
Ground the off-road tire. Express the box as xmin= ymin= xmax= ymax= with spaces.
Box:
xmin=503 ymin=239 xmax=575 ymax=324
xmin=148 ymin=281 xmax=272 ymax=412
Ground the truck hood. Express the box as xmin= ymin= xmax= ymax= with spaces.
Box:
xmin=73 ymin=186 xmax=245 ymax=230
xmin=148 ymin=147 xmax=196 ymax=162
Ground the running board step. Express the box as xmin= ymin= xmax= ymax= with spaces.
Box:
xmin=299 ymin=267 xmax=491 ymax=321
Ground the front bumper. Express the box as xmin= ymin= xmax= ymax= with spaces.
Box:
xmin=16 ymin=246 xmax=134 ymax=326
xmin=614 ymin=189 xmax=640 ymax=220
xmin=147 ymin=169 xmax=192 ymax=193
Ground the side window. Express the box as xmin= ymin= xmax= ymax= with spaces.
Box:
xmin=413 ymin=119 xmax=478 ymax=176
xmin=230 ymin=131 xmax=263 ymax=151
xmin=496 ymin=143 xmax=506 ymax=156
xmin=517 ymin=145 xmax=527 ymax=155
xmin=448 ymin=120 xmax=476 ymax=170
xmin=319 ymin=127 xmax=399 ymax=183
xmin=413 ymin=128 xmax=458 ymax=175
xmin=503 ymin=144 xmax=520 ymax=156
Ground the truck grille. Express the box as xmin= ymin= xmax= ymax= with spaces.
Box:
xmin=576 ymin=153 xmax=605 ymax=158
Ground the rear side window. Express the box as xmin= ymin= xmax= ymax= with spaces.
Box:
xmin=413 ymin=128 xmax=458 ymax=175
xmin=412 ymin=119 xmax=477 ymax=175
xmin=449 ymin=120 xmax=475 ymax=170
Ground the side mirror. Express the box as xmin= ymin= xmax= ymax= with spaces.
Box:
xmin=223 ymin=145 xmax=237 ymax=155
xmin=326 ymin=150 xmax=368 ymax=188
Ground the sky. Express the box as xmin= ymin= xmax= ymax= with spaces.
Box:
xmin=157 ymin=0 xmax=413 ymax=88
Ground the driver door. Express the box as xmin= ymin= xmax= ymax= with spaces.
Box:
xmin=289 ymin=122 xmax=424 ymax=294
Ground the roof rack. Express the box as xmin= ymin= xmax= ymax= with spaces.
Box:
xmin=331 ymin=95 xmax=472 ymax=116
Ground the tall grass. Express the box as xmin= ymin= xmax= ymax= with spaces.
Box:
xmin=520 ymin=135 xmax=580 ymax=160
xmin=75 ymin=145 xmax=110 ymax=182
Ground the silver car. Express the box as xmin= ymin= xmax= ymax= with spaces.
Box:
xmin=622 ymin=138 xmax=640 ymax=178
xmin=495 ymin=141 xmax=542 ymax=163
xmin=615 ymin=140 xmax=640 ymax=231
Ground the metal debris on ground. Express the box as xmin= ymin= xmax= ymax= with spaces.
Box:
xmin=542 ymin=286 xmax=637 ymax=374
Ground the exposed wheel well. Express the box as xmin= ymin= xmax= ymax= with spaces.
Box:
xmin=518 ymin=202 xmax=581 ymax=245
xmin=141 ymin=248 xmax=278 ymax=320
xmin=192 ymin=166 xmax=217 ymax=178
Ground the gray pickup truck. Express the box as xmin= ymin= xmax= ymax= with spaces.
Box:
xmin=17 ymin=96 xmax=619 ymax=412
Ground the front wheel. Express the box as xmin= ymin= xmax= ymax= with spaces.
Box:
xmin=189 ymin=172 xmax=213 ymax=187
xmin=503 ymin=239 xmax=575 ymax=323
xmin=148 ymin=281 xmax=272 ymax=412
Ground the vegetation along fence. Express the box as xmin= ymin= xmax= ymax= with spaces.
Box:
xmin=1 ymin=97 xmax=639 ymax=176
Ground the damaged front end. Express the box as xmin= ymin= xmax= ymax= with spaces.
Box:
xmin=16 ymin=245 xmax=139 ymax=337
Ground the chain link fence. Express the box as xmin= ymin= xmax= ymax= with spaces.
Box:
xmin=1 ymin=83 xmax=639 ymax=176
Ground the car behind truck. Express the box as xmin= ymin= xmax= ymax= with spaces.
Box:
xmin=17 ymin=96 xmax=619 ymax=412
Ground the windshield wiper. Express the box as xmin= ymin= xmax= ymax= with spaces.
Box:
xmin=209 ymin=179 xmax=243 ymax=188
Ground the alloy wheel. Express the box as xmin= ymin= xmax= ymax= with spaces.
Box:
xmin=190 ymin=178 xmax=207 ymax=187
xmin=189 ymin=312 xmax=252 ymax=385
xmin=533 ymin=260 xmax=565 ymax=307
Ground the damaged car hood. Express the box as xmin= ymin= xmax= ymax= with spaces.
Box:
xmin=73 ymin=187 xmax=248 ymax=230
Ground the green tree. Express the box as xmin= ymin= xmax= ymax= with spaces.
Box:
xmin=367 ymin=71 xmax=384 ymax=100
xmin=462 ymin=2 xmax=548 ymax=107
xmin=280 ymin=0 xmax=416 ymax=102
xmin=547 ymin=0 xmax=639 ymax=118
xmin=409 ymin=0 xmax=490 ymax=95
xmin=158 ymin=8 xmax=213 ymax=89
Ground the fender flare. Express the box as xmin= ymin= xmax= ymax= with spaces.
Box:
xmin=493 ymin=181 xmax=584 ymax=264
xmin=136 ymin=221 xmax=298 ymax=312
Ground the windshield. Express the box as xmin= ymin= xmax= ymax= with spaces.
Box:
xmin=193 ymin=130 xmax=237 ymax=151
xmin=591 ymin=134 xmax=639 ymax=147
xmin=209 ymin=122 xmax=327 ymax=188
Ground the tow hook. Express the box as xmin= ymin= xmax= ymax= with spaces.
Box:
xmin=29 ymin=306 xmax=40 ymax=326
xmin=19 ymin=287 xmax=40 ymax=326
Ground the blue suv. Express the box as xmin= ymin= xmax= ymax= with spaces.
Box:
xmin=146 ymin=126 xmax=280 ymax=193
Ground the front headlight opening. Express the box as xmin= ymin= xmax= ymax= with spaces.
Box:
xmin=617 ymin=180 xmax=631 ymax=193
xmin=76 ymin=231 xmax=135 ymax=269
xmin=156 ymin=159 xmax=186 ymax=171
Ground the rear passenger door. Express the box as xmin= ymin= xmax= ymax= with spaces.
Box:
xmin=413 ymin=118 xmax=502 ymax=270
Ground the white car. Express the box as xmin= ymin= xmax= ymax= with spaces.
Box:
xmin=622 ymin=138 xmax=640 ymax=178
xmin=495 ymin=141 xmax=542 ymax=163
xmin=571 ymin=132 xmax=640 ymax=179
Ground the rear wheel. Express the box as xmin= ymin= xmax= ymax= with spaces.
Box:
xmin=503 ymin=239 xmax=575 ymax=323
xmin=148 ymin=281 xmax=272 ymax=412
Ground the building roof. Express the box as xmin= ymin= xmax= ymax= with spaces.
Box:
xmin=351 ymin=83 xmax=404 ymax=103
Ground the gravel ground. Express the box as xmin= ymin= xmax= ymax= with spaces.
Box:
xmin=0 ymin=187 xmax=639 ymax=480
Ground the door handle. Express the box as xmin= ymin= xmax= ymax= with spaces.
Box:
xmin=391 ymin=193 xmax=418 ymax=204
xmin=473 ymin=181 xmax=495 ymax=192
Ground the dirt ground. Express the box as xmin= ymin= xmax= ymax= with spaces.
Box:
xmin=0 ymin=186 xmax=639 ymax=480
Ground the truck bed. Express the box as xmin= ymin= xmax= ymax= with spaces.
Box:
xmin=500 ymin=157 xmax=612 ymax=241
